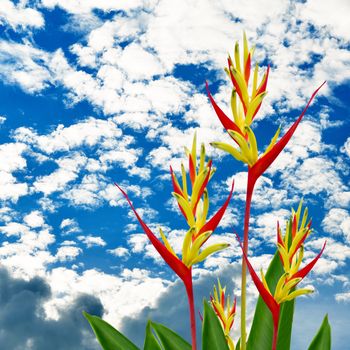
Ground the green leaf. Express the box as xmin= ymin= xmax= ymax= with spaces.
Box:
xmin=202 ymin=299 xmax=229 ymax=350
xmin=236 ymin=338 xmax=241 ymax=350
xmin=144 ymin=321 xmax=162 ymax=350
xmin=151 ymin=321 xmax=191 ymax=350
xmin=308 ymin=314 xmax=331 ymax=350
xmin=83 ymin=312 xmax=139 ymax=350
xmin=247 ymin=251 xmax=295 ymax=350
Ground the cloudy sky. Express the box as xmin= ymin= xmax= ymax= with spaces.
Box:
xmin=0 ymin=0 xmax=349 ymax=349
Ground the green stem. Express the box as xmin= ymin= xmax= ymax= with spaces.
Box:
xmin=240 ymin=172 xmax=256 ymax=350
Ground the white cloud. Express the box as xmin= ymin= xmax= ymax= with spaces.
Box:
xmin=0 ymin=1 xmax=44 ymax=29
xmin=118 ymin=44 xmax=165 ymax=80
xmin=322 ymin=208 xmax=350 ymax=243
xmin=33 ymin=153 xmax=87 ymax=195
xmin=41 ymin=0 xmax=149 ymax=15
xmin=78 ymin=235 xmax=106 ymax=248
xmin=342 ymin=137 xmax=350 ymax=157
xmin=0 ymin=219 xmax=56 ymax=278
xmin=60 ymin=218 xmax=81 ymax=234
xmin=335 ymin=291 xmax=350 ymax=303
xmin=0 ymin=41 xmax=52 ymax=93
xmin=45 ymin=266 xmax=168 ymax=329
xmin=297 ymin=0 xmax=350 ymax=41
xmin=15 ymin=117 xmax=123 ymax=154
xmin=251 ymin=209 xmax=290 ymax=245
xmin=281 ymin=157 xmax=344 ymax=196
xmin=55 ymin=246 xmax=82 ymax=262
xmin=108 ymin=247 xmax=130 ymax=258
xmin=0 ymin=171 xmax=28 ymax=202
xmin=23 ymin=211 xmax=45 ymax=228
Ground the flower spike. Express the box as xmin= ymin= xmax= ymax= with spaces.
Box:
xmin=210 ymin=279 xmax=237 ymax=350
xmin=207 ymin=33 xmax=326 ymax=187
xmin=236 ymin=201 xmax=326 ymax=350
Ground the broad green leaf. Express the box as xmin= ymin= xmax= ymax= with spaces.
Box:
xmin=151 ymin=321 xmax=191 ymax=350
xmin=246 ymin=251 xmax=295 ymax=350
xmin=83 ymin=312 xmax=139 ymax=350
xmin=308 ymin=314 xmax=331 ymax=350
xmin=202 ymin=299 xmax=229 ymax=350
xmin=236 ymin=338 xmax=241 ymax=350
xmin=144 ymin=321 xmax=162 ymax=350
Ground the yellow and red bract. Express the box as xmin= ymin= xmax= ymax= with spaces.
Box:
xmin=210 ymin=279 xmax=236 ymax=350
xmin=238 ymin=201 xmax=326 ymax=350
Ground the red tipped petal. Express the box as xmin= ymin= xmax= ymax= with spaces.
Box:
xmin=170 ymin=166 xmax=188 ymax=220
xmin=198 ymin=180 xmax=234 ymax=236
xmin=205 ymin=81 xmax=243 ymax=139
xmin=227 ymin=58 xmax=247 ymax=113
xmin=115 ymin=183 xmax=190 ymax=281
xmin=277 ymin=221 xmax=284 ymax=264
xmin=192 ymin=160 xmax=212 ymax=215
xmin=170 ymin=166 xmax=183 ymax=196
xmin=189 ymin=154 xmax=195 ymax=185
xmin=250 ymin=81 xmax=326 ymax=182
xmin=221 ymin=290 xmax=225 ymax=308
xmin=290 ymin=226 xmax=311 ymax=261
xmin=292 ymin=215 xmax=297 ymax=239
xmin=231 ymin=297 xmax=237 ymax=315
xmin=244 ymin=53 xmax=251 ymax=84
xmin=251 ymin=66 xmax=270 ymax=121
xmin=293 ymin=241 xmax=326 ymax=280
xmin=256 ymin=65 xmax=270 ymax=95
xmin=277 ymin=221 xmax=283 ymax=246
xmin=236 ymin=233 xmax=280 ymax=320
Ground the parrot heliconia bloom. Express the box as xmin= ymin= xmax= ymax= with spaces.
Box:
xmin=206 ymin=33 xmax=325 ymax=187
xmin=206 ymin=33 xmax=325 ymax=350
xmin=116 ymin=133 xmax=234 ymax=350
xmin=210 ymin=279 xmax=237 ymax=350
xmin=238 ymin=201 xmax=326 ymax=350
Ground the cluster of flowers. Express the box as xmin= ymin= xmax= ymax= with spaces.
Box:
xmin=85 ymin=33 xmax=328 ymax=350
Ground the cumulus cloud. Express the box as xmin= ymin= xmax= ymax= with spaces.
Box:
xmin=0 ymin=1 xmax=44 ymax=29
xmin=0 ymin=267 xmax=102 ymax=350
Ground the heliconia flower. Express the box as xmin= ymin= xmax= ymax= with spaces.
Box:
xmin=169 ymin=132 xmax=234 ymax=267
xmin=237 ymin=201 xmax=326 ymax=350
xmin=210 ymin=279 xmax=236 ymax=350
xmin=115 ymin=134 xmax=234 ymax=278
xmin=206 ymin=33 xmax=326 ymax=187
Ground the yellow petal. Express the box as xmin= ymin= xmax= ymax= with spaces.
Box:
xmin=181 ymin=163 xmax=188 ymax=200
xmin=182 ymin=227 xmax=195 ymax=265
xmin=172 ymin=192 xmax=195 ymax=226
xmin=262 ymin=125 xmax=281 ymax=157
xmin=191 ymin=131 xmax=197 ymax=173
xmin=252 ymin=63 xmax=259 ymax=97
xmin=187 ymin=231 xmax=212 ymax=262
xmin=245 ymin=92 xmax=267 ymax=125
xmin=280 ymin=288 xmax=313 ymax=303
xmin=277 ymin=243 xmax=290 ymax=272
xmin=243 ymin=31 xmax=249 ymax=66
xmin=230 ymin=67 xmax=249 ymax=107
xmin=159 ymin=227 xmax=177 ymax=258
xmin=245 ymin=126 xmax=259 ymax=164
xmin=199 ymin=143 xmax=206 ymax=173
xmin=211 ymin=141 xmax=249 ymax=164
xmin=234 ymin=41 xmax=241 ymax=73
xmin=190 ymin=243 xmax=230 ymax=265
xmin=228 ymin=130 xmax=255 ymax=165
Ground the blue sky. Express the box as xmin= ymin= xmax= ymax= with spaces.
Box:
xmin=0 ymin=0 xmax=349 ymax=349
